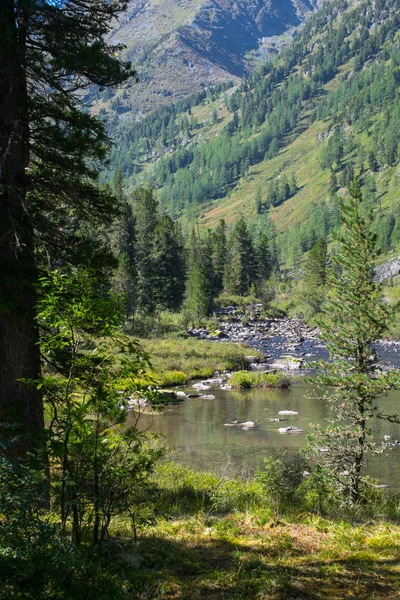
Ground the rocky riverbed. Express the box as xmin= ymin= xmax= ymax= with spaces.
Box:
xmin=188 ymin=305 xmax=400 ymax=371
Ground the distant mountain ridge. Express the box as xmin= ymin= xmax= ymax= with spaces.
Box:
xmin=95 ymin=0 xmax=325 ymax=116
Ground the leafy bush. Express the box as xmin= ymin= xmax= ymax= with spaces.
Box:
xmin=0 ymin=458 xmax=124 ymax=600
xmin=255 ymin=456 xmax=306 ymax=510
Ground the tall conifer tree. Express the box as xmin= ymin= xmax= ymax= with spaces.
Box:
xmin=306 ymin=180 xmax=399 ymax=503
xmin=0 ymin=1 xmax=133 ymax=453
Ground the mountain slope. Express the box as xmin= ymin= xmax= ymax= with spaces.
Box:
xmin=107 ymin=0 xmax=400 ymax=269
xmin=95 ymin=0 xmax=325 ymax=117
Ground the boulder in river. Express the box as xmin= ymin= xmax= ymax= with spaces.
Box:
xmin=279 ymin=426 xmax=304 ymax=434
xmin=199 ymin=394 xmax=216 ymax=400
xmin=278 ymin=410 xmax=299 ymax=416
xmin=192 ymin=383 xmax=211 ymax=390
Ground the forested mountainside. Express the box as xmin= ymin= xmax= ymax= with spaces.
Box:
xmin=107 ymin=0 xmax=400 ymax=271
xmin=90 ymin=0 xmax=325 ymax=117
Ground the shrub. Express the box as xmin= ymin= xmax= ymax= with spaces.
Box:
xmin=255 ymin=456 xmax=306 ymax=510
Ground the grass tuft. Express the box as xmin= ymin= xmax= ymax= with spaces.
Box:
xmin=230 ymin=370 xmax=291 ymax=389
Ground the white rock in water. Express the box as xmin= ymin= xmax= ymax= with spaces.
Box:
xmin=192 ymin=383 xmax=211 ymax=390
xmin=279 ymin=426 xmax=304 ymax=434
xmin=278 ymin=410 xmax=299 ymax=415
xmin=240 ymin=421 xmax=255 ymax=427
xmin=199 ymin=394 xmax=215 ymax=400
xmin=175 ymin=391 xmax=187 ymax=398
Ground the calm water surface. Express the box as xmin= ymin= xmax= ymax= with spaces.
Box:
xmin=133 ymin=380 xmax=400 ymax=491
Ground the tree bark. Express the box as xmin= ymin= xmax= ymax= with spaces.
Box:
xmin=0 ymin=0 xmax=44 ymax=456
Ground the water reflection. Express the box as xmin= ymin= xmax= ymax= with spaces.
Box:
xmin=129 ymin=380 xmax=400 ymax=491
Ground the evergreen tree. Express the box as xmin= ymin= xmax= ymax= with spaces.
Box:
xmin=302 ymin=238 xmax=328 ymax=315
xmin=0 ymin=0 xmax=133 ymax=454
xmin=306 ymin=180 xmax=399 ymax=504
xmin=111 ymin=169 xmax=137 ymax=325
xmin=186 ymin=230 xmax=210 ymax=322
xmin=256 ymin=232 xmax=273 ymax=282
xmin=211 ymin=219 xmax=228 ymax=297
xmin=224 ymin=218 xmax=258 ymax=295
xmin=153 ymin=216 xmax=186 ymax=311
xmin=254 ymin=188 xmax=263 ymax=215
xmin=130 ymin=189 xmax=159 ymax=314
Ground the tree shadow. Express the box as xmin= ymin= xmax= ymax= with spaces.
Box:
xmin=119 ymin=531 xmax=400 ymax=599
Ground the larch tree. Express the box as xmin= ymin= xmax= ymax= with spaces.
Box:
xmin=0 ymin=0 xmax=134 ymax=454
xmin=306 ymin=180 xmax=399 ymax=504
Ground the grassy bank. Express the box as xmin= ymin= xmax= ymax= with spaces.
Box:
xmin=139 ymin=336 xmax=263 ymax=386
xmin=107 ymin=461 xmax=400 ymax=600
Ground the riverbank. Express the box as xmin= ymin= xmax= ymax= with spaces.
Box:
xmin=188 ymin=307 xmax=400 ymax=370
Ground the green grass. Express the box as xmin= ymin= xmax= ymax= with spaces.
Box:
xmin=230 ymin=370 xmax=291 ymax=389
xmin=140 ymin=336 xmax=263 ymax=383
xmin=105 ymin=461 xmax=400 ymax=599
xmin=158 ymin=370 xmax=188 ymax=387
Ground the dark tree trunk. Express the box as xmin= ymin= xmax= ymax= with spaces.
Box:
xmin=0 ymin=0 xmax=44 ymax=455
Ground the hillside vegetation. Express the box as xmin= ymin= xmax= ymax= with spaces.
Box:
xmin=90 ymin=0 xmax=324 ymax=118
xmin=108 ymin=0 xmax=400 ymax=268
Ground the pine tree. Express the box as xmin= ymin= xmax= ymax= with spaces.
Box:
xmin=186 ymin=231 xmax=209 ymax=322
xmin=306 ymin=179 xmax=399 ymax=504
xmin=153 ymin=217 xmax=186 ymax=311
xmin=211 ymin=219 xmax=227 ymax=297
xmin=254 ymin=188 xmax=263 ymax=215
xmin=224 ymin=218 xmax=258 ymax=295
xmin=0 ymin=0 xmax=133 ymax=454
xmin=111 ymin=169 xmax=137 ymax=325
xmin=256 ymin=233 xmax=273 ymax=282
xmin=302 ymin=238 xmax=328 ymax=315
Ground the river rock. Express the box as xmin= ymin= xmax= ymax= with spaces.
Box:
xmin=240 ymin=421 xmax=255 ymax=427
xmin=278 ymin=410 xmax=299 ymax=416
xmin=192 ymin=383 xmax=211 ymax=390
xmin=199 ymin=394 xmax=215 ymax=400
xmin=279 ymin=426 xmax=304 ymax=434
xmin=203 ymin=377 xmax=226 ymax=385
xmin=175 ymin=391 xmax=187 ymax=398
xmin=160 ymin=390 xmax=177 ymax=399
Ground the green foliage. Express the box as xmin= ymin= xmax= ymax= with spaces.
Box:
xmin=229 ymin=371 xmax=291 ymax=389
xmin=38 ymin=268 xmax=165 ymax=545
xmin=130 ymin=188 xmax=186 ymax=316
xmin=294 ymin=238 xmax=328 ymax=319
xmin=0 ymin=458 xmax=124 ymax=600
xmin=255 ymin=455 xmax=306 ymax=510
xmin=224 ymin=218 xmax=259 ymax=296
xmin=306 ymin=179 xmax=400 ymax=504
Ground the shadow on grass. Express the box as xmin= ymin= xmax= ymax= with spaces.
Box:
xmin=119 ymin=532 xmax=400 ymax=600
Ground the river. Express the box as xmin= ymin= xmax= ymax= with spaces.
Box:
xmin=137 ymin=379 xmax=400 ymax=491
xmin=134 ymin=315 xmax=400 ymax=490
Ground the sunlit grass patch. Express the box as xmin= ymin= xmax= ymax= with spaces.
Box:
xmin=230 ymin=370 xmax=291 ymax=389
